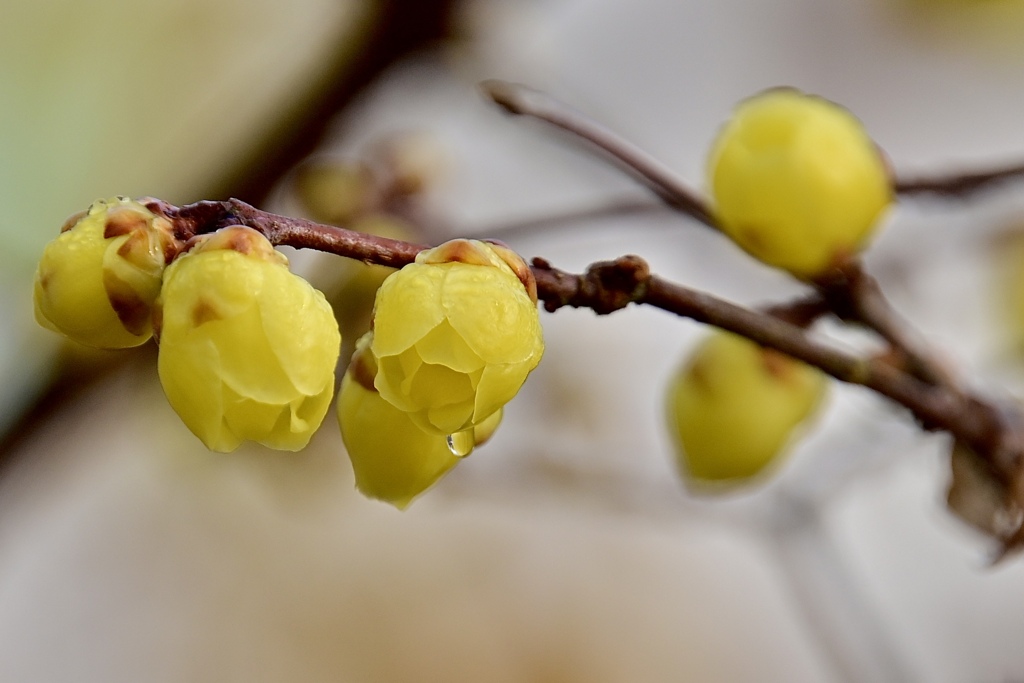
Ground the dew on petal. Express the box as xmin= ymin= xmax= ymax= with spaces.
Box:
xmin=446 ymin=429 xmax=475 ymax=457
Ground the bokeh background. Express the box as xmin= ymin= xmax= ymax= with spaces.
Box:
xmin=3 ymin=1 xmax=1024 ymax=681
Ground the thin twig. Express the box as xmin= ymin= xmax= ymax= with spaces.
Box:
xmin=762 ymin=295 xmax=832 ymax=329
xmin=175 ymin=199 xmax=429 ymax=268
xmin=481 ymin=80 xmax=716 ymax=228
xmin=484 ymin=79 xmax=1024 ymax=213
xmin=814 ymin=262 xmax=960 ymax=388
xmin=478 ymin=81 xmax=1024 ymax=555
xmin=479 ymin=83 xmax=968 ymax=392
xmin=895 ymin=162 xmax=1024 ymax=198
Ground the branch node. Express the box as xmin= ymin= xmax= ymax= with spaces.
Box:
xmin=582 ymin=255 xmax=651 ymax=315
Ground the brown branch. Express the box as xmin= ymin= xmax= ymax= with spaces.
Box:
xmin=814 ymin=261 xmax=959 ymax=388
xmin=895 ymin=161 xmax=1024 ymax=198
xmin=528 ymin=255 xmax=995 ymax=447
xmin=167 ymin=195 xmax=1024 ymax=553
xmin=762 ymin=295 xmax=832 ymax=329
xmin=483 ymin=79 xmax=1024 ymax=218
xmin=165 ymin=198 xmax=1007 ymax=467
xmin=481 ymin=80 xmax=716 ymax=228
xmin=172 ymin=198 xmax=428 ymax=269
xmin=96 ymin=80 xmax=1024 ymax=559
xmin=477 ymin=83 xmax=974 ymax=391
xmin=475 ymin=81 xmax=1024 ymax=555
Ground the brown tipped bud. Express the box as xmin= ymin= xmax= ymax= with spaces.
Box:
xmin=183 ymin=225 xmax=288 ymax=266
xmin=485 ymin=240 xmax=538 ymax=304
xmin=35 ymin=197 xmax=180 ymax=348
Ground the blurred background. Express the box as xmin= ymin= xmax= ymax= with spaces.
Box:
xmin=3 ymin=0 xmax=1024 ymax=681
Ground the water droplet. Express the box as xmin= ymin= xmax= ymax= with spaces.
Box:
xmin=446 ymin=429 xmax=475 ymax=457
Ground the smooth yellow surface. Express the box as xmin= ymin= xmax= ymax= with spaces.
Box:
xmin=157 ymin=231 xmax=340 ymax=452
xmin=339 ymin=332 xmax=505 ymax=508
xmin=339 ymin=369 xmax=461 ymax=509
xmin=667 ymin=332 xmax=826 ymax=484
xmin=371 ymin=240 xmax=543 ymax=435
xmin=708 ymin=89 xmax=893 ymax=278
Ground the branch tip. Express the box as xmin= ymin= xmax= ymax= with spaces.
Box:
xmin=480 ymin=79 xmax=529 ymax=115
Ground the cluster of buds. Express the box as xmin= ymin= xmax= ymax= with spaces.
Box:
xmin=31 ymin=84 xmax=1024 ymax=556
xmin=34 ymin=199 xmax=341 ymax=453
xmin=34 ymin=200 xmax=544 ymax=508
xmin=32 ymin=92 xmax=891 ymax=504
xmin=338 ymin=239 xmax=544 ymax=507
xmin=662 ymin=89 xmax=889 ymax=487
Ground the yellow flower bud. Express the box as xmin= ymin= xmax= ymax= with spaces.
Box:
xmin=708 ymin=89 xmax=893 ymax=279
xmin=156 ymin=226 xmax=341 ymax=452
xmin=339 ymin=333 xmax=502 ymax=509
xmin=370 ymin=239 xmax=543 ymax=436
xmin=667 ymin=332 xmax=826 ymax=485
xmin=33 ymin=197 xmax=177 ymax=348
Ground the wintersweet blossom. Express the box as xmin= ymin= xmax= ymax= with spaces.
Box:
xmin=156 ymin=226 xmax=340 ymax=452
xmin=708 ymin=89 xmax=892 ymax=278
xmin=34 ymin=197 xmax=176 ymax=348
xmin=339 ymin=333 xmax=503 ymax=508
xmin=370 ymin=239 xmax=543 ymax=438
xmin=667 ymin=332 xmax=826 ymax=484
